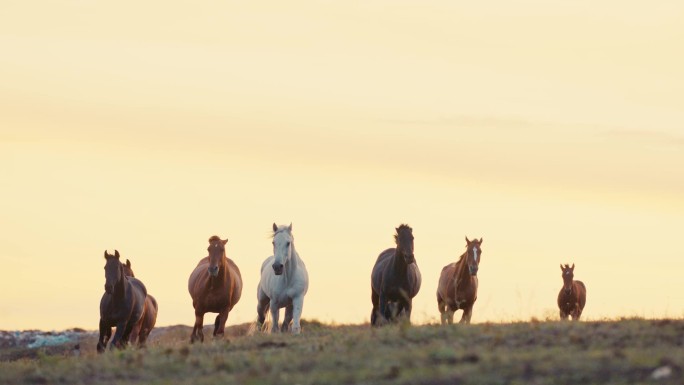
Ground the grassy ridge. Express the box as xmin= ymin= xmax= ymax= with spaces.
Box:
xmin=1 ymin=319 xmax=683 ymax=385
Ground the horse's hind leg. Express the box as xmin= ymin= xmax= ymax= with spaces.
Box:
xmin=256 ymin=289 xmax=270 ymax=332
xmin=281 ymin=304 xmax=293 ymax=333
xmin=291 ymin=295 xmax=305 ymax=334
xmin=371 ymin=291 xmax=379 ymax=326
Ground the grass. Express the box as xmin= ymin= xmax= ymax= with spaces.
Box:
xmin=1 ymin=318 xmax=683 ymax=384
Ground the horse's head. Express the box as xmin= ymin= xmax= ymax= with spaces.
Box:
xmin=560 ymin=263 xmax=575 ymax=295
xmin=394 ymin=224 xmax=415 ymax=264
xmin=272 ymin=223 xmax=293 ymax=275
xmin=122 ymin=259 xmax=134 ymax=277
xmin=103 ymin=250 xmax=123 ymax=293
xmin=465 ymin=237 xmax=483 ymax=276
xmin=207 ymin=236 xmax=228 ymax=277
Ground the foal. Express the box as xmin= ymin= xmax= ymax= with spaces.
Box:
xmin=557 ymin=263 xmax=586 ymax=321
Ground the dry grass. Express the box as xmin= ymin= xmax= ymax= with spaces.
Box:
xmin=1 ymin=318 xmax=683 ymax=384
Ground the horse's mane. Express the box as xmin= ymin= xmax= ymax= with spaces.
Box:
xmin=393 ymin=224 xmax=412 ymax=242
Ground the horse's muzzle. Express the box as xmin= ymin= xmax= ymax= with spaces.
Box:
xmin=469 ymin=266 xmax=478 ymax=276
xmin=272 ymin=263 xmax=284 ymax=275
xmin=404 ymin=255 xmax=416 ymax=265
xmin=208 ymin=266 xmax=219 ymax=277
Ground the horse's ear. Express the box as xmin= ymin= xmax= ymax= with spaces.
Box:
xmin=273 ymin=223 xmax=278 ymax=232
xmin=560 ymin=264 xmax=564 ymax=271
xmin=125 ymin=259 xmax=131 ymax=268
xmin=571 ymin=263 xmax=575 ymax=270
xmin=221 ymin=238 xmax=228 ymax=245
xmin=288 ymin=223 xmax=293 ymax=231
xmin=114 ymin=250 xmax=120 ymax=259
xmin=479 ymin=238 xmax=483 ymax=244
xmin=104 ymin=250 xmax=108 ymax=259
xmin=465 ymin=236 xmax=470 ymax=244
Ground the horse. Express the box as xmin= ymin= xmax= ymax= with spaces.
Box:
xmin=188 ymin=236 xmax=243 ymax=343
xmin=370 ymin=224 xmax=421 ymax=326
xmin=558 ymin=263 xmax=586 ymax=321
xmin=436 ymin=237 xmax=482 ymax=324
xmin=97 ymin=250 xmax=148 ymax=352
xmin=256 ymin=223 xmax=309 ymax=334
xmin=121 ymin=259 xmax=158 ymax=347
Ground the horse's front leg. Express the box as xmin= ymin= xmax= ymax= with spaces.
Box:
xmin=97 ymin=318 xmax=110 ymax=353
xmin=191 ymin=310 xmax=204 ymax=343
xmin=109 ymin=321 xmax=127 ymax=350
xmin=572 ymin=303 xmax=582 ymax=321
xmin=291 ymin=296 xmax=305 ymax=334
xmin=559 ymin=310 xmax=569 ymax=321
xmin=400 ymin=299 xmax=413 ymax=324
xmin=269 ymin=302 xmax=280 ymax=334
xmin=460 ymin=303 xmax=473 ymax=324
xmin=371 ymin=291 xmax=380 ymax=326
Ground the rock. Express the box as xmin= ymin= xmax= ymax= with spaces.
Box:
xmin=651 ymin=366 xmax=672 ymax=380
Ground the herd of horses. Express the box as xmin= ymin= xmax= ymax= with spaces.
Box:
xmin=96 ymin=223 xmax=587 ymax=351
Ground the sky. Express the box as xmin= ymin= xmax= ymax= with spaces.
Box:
xmin=1 ymin=1 xmax=683 ymax=330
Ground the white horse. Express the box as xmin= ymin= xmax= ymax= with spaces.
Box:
xmin=256 ymin=223 xmax=309 ymax=334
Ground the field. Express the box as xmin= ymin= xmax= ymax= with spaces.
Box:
xmin=1 ymin=318 xmax=683 ymax=385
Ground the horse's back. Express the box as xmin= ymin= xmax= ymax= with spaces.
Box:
xmin=437 ymin=262 xmax=457 ymax=299
xmin=371 ymin=248 xmax=395 ymax=289
xmin=575 ymin=280 xmax=587 ymax=308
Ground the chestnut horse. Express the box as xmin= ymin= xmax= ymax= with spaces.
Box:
xmin=97 ymin=250 xmax=148 ymax=352
xmin=558 ymin=263 xmax=586 ymax=321
xmin=437 ymin=237 xmax=482 ymax=324
xmin=371 ymin=224 xmax=421 ymax=326
xmin=122 ymin=259 xmax=158 ymax=347
xmin=188 ymin=236 xmax=243 ymax=343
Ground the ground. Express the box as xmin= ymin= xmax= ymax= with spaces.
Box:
xmin=1 ymin=318 xmax=682 ymax=384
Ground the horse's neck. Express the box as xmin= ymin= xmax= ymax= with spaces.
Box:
xmin=115 ymin=265 xmax=127 ymax=301
xmin=454 ymin=252 xmax=469 ymax=285
xmin=392 ymin=249 xmax=408 ymax=273
xmin=285 ymin=245 xmax=300 ymax=277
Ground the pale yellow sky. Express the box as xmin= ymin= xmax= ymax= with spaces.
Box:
xmin=1 ymin=1 xmax=683 ymax=330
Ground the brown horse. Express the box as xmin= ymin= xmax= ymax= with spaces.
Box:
xmin=437 ymin=237 xmax=482 ymax=324
xmin=122 ymin=259 xmax=158 ymax=347
xmin=558 ymin=263 xmax=586 ymax=321
xmin=97 ymin=250 xmax=147 ymax=352
xmin=188 ymin=236 xmax=243 ymax=343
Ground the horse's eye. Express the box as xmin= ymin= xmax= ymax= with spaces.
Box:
xmin=287 ymin=242 xmax=291 ymax=247
xmin=272 ymin=241 xmax=275 ymax=246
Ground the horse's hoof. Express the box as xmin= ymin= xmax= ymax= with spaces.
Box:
xmin=96 ymin=343 xmax=105 ymax=353
xmin=292 ymin=326 xmax=301 ymax=335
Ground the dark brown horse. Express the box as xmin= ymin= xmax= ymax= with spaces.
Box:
xmin=558 ymin=263 xmax=586 ymax=320
xmin=371 ymin=224 xmax=421 ymax=326
xmin=437 ymin=237 xmax=482 ymax=324
xmin=122 ymin=259 xmax=158 ymax=347
xmin=97 ymin=250 xmax=148 ymax=352
xmin=188 ymin=236 xmax=243 ymax=343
